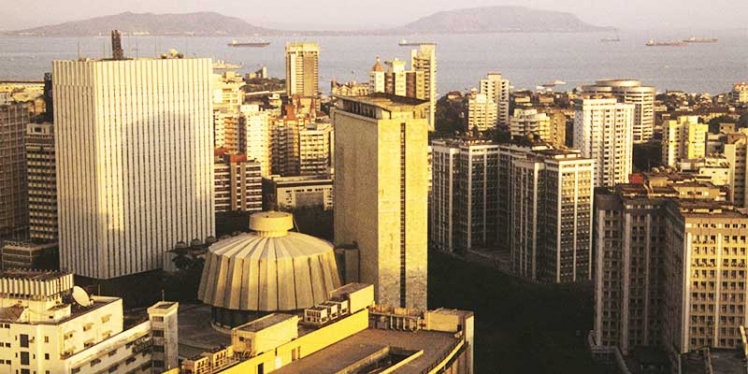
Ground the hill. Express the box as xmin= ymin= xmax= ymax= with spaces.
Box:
xmin=7 ymin=11 xmax=276 ymax=36
xmin=394 ymin=6 xmax=609 ymax=33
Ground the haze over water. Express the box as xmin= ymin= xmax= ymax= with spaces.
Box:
xmin=0 ymin=29 xmax=746 ymax=94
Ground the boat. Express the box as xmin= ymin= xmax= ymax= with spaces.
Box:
xmin=399 ymin=39 xmax=436 ymax=46
xmin=228 ymin=39 xmax=270 ymax=47
xmin=553 ymin=80 xmax=566 ymax=85
xmin=683 ymin=36 xmax=718 ymax=43
xmin=645 ymin=40 xmax=688 ymax=47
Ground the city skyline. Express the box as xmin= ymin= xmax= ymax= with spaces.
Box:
xmin=2 ymin=1 xmax=747 ymax=32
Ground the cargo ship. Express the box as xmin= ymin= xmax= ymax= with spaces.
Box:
xmin=399 ymin=39 xmax=436 ymax=46
xmin=228 ymin=39 xmax=270 ymax=47
xmin=645 ymin=40 xmax=688 ymax=47
xmin=683 ymin=37 xmax=718 ymax=43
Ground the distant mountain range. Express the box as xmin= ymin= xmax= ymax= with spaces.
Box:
xmin=2 ymin=7 xmax=609 ymax=37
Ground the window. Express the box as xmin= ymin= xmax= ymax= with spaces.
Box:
xmin=44 ymin=353 xmax=49 ymax=360
xmin=19 ymin=335 xmax=29 ymax=348
xmin=43 ymin=336 xmax=49 ymax=343
xmin=101 ymin=315 xmax=111 ymax=323
xmin=20 ymin=352 xmax=29 ymax=365
xmin=152 ymin=330 xmax=164 ymax=337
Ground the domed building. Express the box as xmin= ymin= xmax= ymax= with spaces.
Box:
xmin=198 ymin=212 xmax=341 ymax=328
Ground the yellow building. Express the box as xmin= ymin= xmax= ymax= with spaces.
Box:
xmin=661 ymin=116 xmax=708 ymax=167
xmin=165 ymin=283 xmax=474 ymax=374
xmin=332 ymin=94 xmax=429 ymax=310
xmin=285 ymin=42 xmax=319 ymax=98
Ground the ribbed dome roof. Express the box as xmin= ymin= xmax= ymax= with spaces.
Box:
xmin=198 ymin=212 xmax=341 ymax=312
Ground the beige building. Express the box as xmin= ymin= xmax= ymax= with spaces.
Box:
xmin=411 ymin=45 xmax=437 ymax=131
xmin=298 ymin=122 xmax=333 ymax=176
xmin=333 ymin=94 xmax=429 ymax=310
xmin=573 ymin=97 xmax=634 ymax=187
xmin=239 ymin=105 xmax=272 ymax=177
xmin=1 ymin=241 xmax=57 ymax=269
xmin=591 ymin=173 xmax=748 ymax=367
xmin=509 ymin=149 xmax=594 ymax=283
xmin=25 ymin=122 xmax=57 ymax=241
xmin=580 ymin=79 xmax=655 ymax=143
xmin=730 ymin=82 xmax=748 ymax=105
xmin=724 ymin=131 xmax=748 ymax=208
xmin=285 ymin=42 xmax=319 ymax=98
xmin=262 ymin=174 xmax=334 ymax=211
xmin=0 ymin=269 xmax=178 ymax=373
xmin=53 ymin=54 xmax=215 ymax=279
xmin=466 ymin=90 xmax=498 ymax=132
xmin=430 ymin=139 xmax=499 ymax=254
xmin=480 ymin=72 xmax=510 ymax=126
xmin=510 ymin=108 xmax=551 ymax=141
xmin=662 ymin=116 xmax=708 ymax=167
xmin=213 ymin=152 xmax=262 ymax=214
xmin=0 ymin=102 xmax=29 ymax=240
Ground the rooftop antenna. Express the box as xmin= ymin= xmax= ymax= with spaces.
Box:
xmin=111 ymin=30 xmax=125 ymax=60
xmin=72 ymin=286 xmax=93 ymax=307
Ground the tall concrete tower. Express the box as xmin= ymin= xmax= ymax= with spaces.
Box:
xmin=53 ymin=46 xmax=215 ymax=279
xmin=0 ymin=101 xmax=29 ymax=240
xmin=333 ymin=94 xmax=429 ymax=310
xmin=411 ymin=45 xmax=436 ymax=131
xmin=285 ymin=42 xmax=319 ymax=98
xmin=581 ymin=79 xmax=655 ymax=144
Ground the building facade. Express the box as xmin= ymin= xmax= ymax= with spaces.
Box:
xmin=53 ymin=56 xmax=215 ymax=279
xmin=0 ymin=270 xmax=178 ymax=373
xmin=591 ymin=173 xmax=748 ymax=367
xmin=262 ymin=175 xmax=334 ymax=211
xmin=285 ymin=42 xmax=319 ymax=98
xmin=510 ymin=108 xmax=551 ymax=141
xmin=724 ymin=131 xmax=748 ymax=208
xmin=581 ymin=79 xmax=655 ymax=143
xmin=214 ymin=152 xmax=262 ymax=214
xmin=662 ymin=116 xmax=708 ymax=167
xmin=0 ymin=102 xmax=29 ymax=240
xmin=25 ymin=122 xmax=57 ymax=241
xmin=430 ymin=139 xmax=499 ymax=254
xmin=239 ymin=105 xmax=272 ymax=177
xmin=333 ymin=94 xmax=429 ymax=310
xmin=411 ymin=45 xmax=437 ymax=131
xmin=480 ymin=72 xmax=510 ymax=126
xmin=573 ymin=97 xmax=634 ymax=187
xmin=466 ymin=91 xmax=498 ymax=132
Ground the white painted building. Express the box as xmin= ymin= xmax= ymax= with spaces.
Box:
xmin=479 ymin=72 xmax=510 ymax=126
xmin=53 ymin=56 xmax=215 ymax=279
xmin=573 ymin=98 xmax=634 ymax=187
xmin=239 ymin=105 xmax=272 ymax=177
xmin=0 ymin=270 xmax=178 ymax=374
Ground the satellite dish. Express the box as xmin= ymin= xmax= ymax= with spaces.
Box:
xmin=72 ymin=286 xmax=93 ymax=307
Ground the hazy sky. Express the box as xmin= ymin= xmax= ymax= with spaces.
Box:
xmin=1 ymin=0 xmax=746 ymax=31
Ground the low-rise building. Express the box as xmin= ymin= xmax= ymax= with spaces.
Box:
xmin=0 ymin=270 xmax=178 ymax=373
xmin=262 ymin=174 xmax=334 ymax=211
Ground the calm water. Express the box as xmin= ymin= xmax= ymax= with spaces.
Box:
xmin=0 ymin=30 xmax=746 ymax=95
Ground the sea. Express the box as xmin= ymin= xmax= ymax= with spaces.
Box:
xmin=0 ymin=29 xmax=746 ymax=95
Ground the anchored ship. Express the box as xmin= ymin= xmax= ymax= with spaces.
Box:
xmin=683 ymin=36 xmax=718 ymax=43
xmin=399 ymin=39 xmax=436 ymax=46
xmin=228 ymin=39 xmax=270 ymax=47
xmin=645 ymin=39 xmax=688 ymax=47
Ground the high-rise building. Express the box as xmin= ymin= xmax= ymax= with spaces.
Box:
xmin=0 ymin=102 xmax=29 ymax=240
xmin=239 ymin=105 xmax=272 ymax=177
xmin=661 ymin=115 xmax=708 ymax=167
xmin=53 ymin=51 xmax=215 ymax=279
xmin=26 ymin=122 xmax=57 ymax=241
xmin=285 ymin=42 xmax=319 ymax=98
xmin=299 ymin=122 xmax=333 ymax=176
xmin=510 ymin=108 xmax=551 ymax=141
xmin=213 ymin=151 xmax=262 ymax=214
xmin=724 ymin=131 xmax=748 ymax=208
xmin=430 ymin=139 xmax=499 ymax=254
xmin=509 ymin=149 xmax=594 ymax=283
xmin=573 ymin=97 xmax=634 ymax=187
xmin=479 ymin=72 xmax=510 ymax=126
xmin=0 ymin=269 xmax=179 ymax=373
xmin=333 ymin=94 xmax=429 ymax=310
xmin=592 ymin=173 xmax=748 ymax=369
xmin=548 ymin=110 xmax=568 ymax=149
xmin=411 ymin=45 xmax=437 ymax=131
xmin=581 ymin=79 xmax=655 ymax=143
xmin=466 ymin=90 xmax=498 ymax=132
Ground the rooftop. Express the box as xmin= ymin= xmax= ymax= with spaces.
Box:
xmin=0 ymin=269 xmax=70 ymax=281
xmin=272 ymin=328 xmax=460 ymax=374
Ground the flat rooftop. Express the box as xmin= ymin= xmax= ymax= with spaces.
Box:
xmin=273 ymin=328 xmax=460 ymax=374
xmin=0 ymin=269 xmax=70 ymax=281
xmin=236 ymin=313 xmax=295 ymax=333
